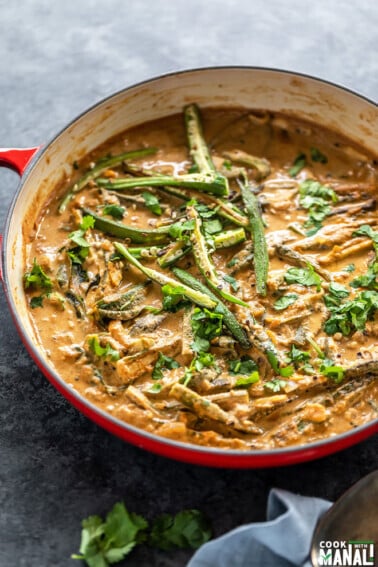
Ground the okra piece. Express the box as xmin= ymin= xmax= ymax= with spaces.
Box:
xmin=83 ymin=208 xmax=172 ymax=245
xmin=239 ymin=180 xmax=269 ymax=296
xmin=124 ymin=162 xmax=248 ymax=227
xmin=58 ymin=147 xmax=157 ymax=213
xmin=128 ymin=246 xmax=165 ymax=259
xmin=170 ymin=383 xmax=263 ymax=434
xmin=172 ymin=267 xmax=251 ymax=349
xmin=97 ymin=171 xmax=229 ymax=197
xmin=223 ymin=149 xmax=271 ymax=180
xmin=114 ymin=242 xmax=216 ymax=309
xmin=158 ymin=229 xmax=246 ymax=269
xmin=157 ymin=241 xmax=191 ymax=268
xmin=188 ymin=207 xmax=248 ymax=307
xmin=188 ymin=206 xmax=218 ymax=285
xmin=184 ymin=103 xmax=216 ymax=173
xmin=213 ymin=228 xmax=246 ymax=248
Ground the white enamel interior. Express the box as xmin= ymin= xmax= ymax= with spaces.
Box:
xmin=5 ymin=68 xmax=378 ymax=359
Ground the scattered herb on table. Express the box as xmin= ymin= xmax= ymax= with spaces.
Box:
xmin=72 ymin=501 xmax=212 ymax=567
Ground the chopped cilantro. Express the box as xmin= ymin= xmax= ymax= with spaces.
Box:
xmin=192 ymin=352 xmax=216 ymax=371
xmin=142 ymin=191 xmax=162 ymax=215
xmin=264 ymin=379 xmax=287 ymax=392
xmin=324 ymin=282 xmax=350 ymax=308
xmin=324 ymin=290 xmax=378 ymax=336
xmin=287 ymin=344 xmax=311 ymax=368
xmin=24 ymin=259 xmax=53 ymax=291
xmin=289 ymin=152 xmax=307 ymax=177
xmin=102 ymin=204 xmax=125 ymax=219
xmin=320 ymin=359 xmax=344 ymax=383
xmin=30 ymin=295 xmax=45 ymax=309
xmin=234 ymin=372 xmax=260 ymax=388
xmin=88 ymin=336 xmax=119 ymax=362
xmin=161 ymin=284 xmax=190 ymax=312
xmin=147 ymin=383 xmax=162 ymax=394
xmin=273 ymin=293 xmax=298 ymax=311
xmin=226 ymin=257 xmax=239 ymax=268
xmin=350 ymin=225 xmax=378 ymax=290
xmin=222 ymin=274 xmax=239 ymax=292
xmin=229 ymin=356 xmax=258 ymax=376
xmin=284 ymin=264 xmax=322 ymax=290
xmin=194 ymin=203 xmax=217 ymax=219
xmin=152 ymin=353 xmax=180 ymax=380
xmin=344 ymin=264 xmax=356 ymax=273
xmin=168 ymin=219 xmax=195 ymax=240
xmin=68 ymin=215 xmax=95 ymax=263
xmin=310 ymin=147 xmax=328 ymax=163
xmin=190 ymin=307 xmax=223 ymax=354
xmin=222 ymin=159 xmax=232 ymax=171
xmin=203 ymin=219 xmax=222 ymax=235
xmin=299 ymin=179 xmax=338 ymax=235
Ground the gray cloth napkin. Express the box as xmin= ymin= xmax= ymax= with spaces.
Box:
xmin=187 ymin=489 xmax=332 ymax=567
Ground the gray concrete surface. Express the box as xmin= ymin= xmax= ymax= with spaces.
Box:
xmin=0 ymin=1 xmax=377 ymax=565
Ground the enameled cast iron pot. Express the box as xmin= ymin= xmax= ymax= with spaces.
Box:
xmin=1 ymin=68 xmax=377 ymax=468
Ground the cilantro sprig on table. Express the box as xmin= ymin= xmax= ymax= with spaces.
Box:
xmin=72 ymin=502 xmax=211 ymax=567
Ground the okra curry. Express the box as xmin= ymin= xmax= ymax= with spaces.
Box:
xmin=24 ymin=105 xmax=378 ymax=450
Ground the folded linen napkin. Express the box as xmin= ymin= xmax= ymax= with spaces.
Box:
xmin=187 ymin=489 xmax=332 ymax=567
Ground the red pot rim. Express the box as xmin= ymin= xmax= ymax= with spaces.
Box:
xmin=2 ymin=66 xmax=377 ymax=468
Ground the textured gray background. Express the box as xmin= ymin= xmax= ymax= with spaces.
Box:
xmin=0 ymin=1 xmax=377 ymax=566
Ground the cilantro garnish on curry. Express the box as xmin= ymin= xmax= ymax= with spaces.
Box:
xmin=23 ymin=104 xmax=378 ymax=450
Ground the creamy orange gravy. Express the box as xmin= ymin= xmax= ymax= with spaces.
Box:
xmin=25 ymin=108 xmax=378 ymax=450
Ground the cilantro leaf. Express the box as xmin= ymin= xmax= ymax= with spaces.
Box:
xmin=299 ymin=179 xmax=338 ymax=234
xmin=152 ymin=353 xmax=180 ymax=380
xmin=344 ymin=264 xmax=356 ymax=273
xmin=203 ymin=219 xmax=222 ymax=235
xmin=324 ymin=290 xmax=378 ymax=336
xmin=88 ymin=336 xmax=120 ymax=362
xmin=142 ymin=191 xmax=162 ymax=215
xmin=310 ymin=147 xmax=328 ymax=163
xmin=72 ymin=503 xmax=147 ymax=567
xmin=102 ymin=205 xmax=125 ymax=220
xmin=320 ymin=359 xmax=344 ymax=383
xmin=67 ymin=246 xmax=90 ymax=265
xmin=68 ymin=216 xmax=95 ymax=262
xmin=273 ymin=293 xmax=298 ymax=311
xmin=161 ymin=284 xmax=191 ymax=312
xmin=168 ymin=219 xmax=195 ymax=240
xmin=264 ymin=378 xmax=287 ymax=392
xmin=24 ymin=259 xmax=53 ymax=291
xmin=194 ymin=203 xmax=217 ymax=219
xmin=229 ymin=356 xmax=258 ymax=376
xmin=350 ymin=225 xmax=378 ymax=290
xmin=149 ymin=510 xmax=211 ymax=551
xmin=147 ymin=383 xmax=162 ymax=394
xmin=324 ymin=282 xmax=350 ymax=308
xmin=190 ymin=307 xmax=223 ymax=352
xmin=192 ymin=351 xmax=216 ymax=371
xmin=352 ymin=224 xmax=378 ymax=251
xmin=222 ymin=274 xmax=239 ymax=292
xmin=30 ymin=295 xmax=45 ymax=309
xmin=289 ymin=152 xmax=307 ymax=177
xmin=235 ymin=372 xmax=260 ymax=388
xmin=284 ymin=264 xmax=322 ymax=290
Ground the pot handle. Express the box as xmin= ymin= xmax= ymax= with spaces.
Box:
xmin=0 ymin=146 xmax=41 ymax=176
